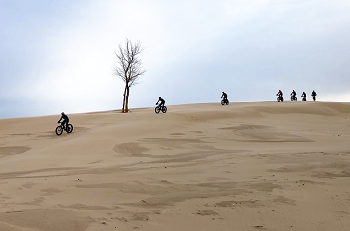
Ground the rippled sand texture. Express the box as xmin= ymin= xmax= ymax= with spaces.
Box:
xmin=0 ymin=101 xmax=350 ymax=231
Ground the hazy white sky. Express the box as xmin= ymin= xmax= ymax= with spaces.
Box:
xmin=1 ymin=0 xmax=350 ymax=118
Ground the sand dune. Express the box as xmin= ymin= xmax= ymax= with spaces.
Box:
xmin=0 ymin=101 xmax=350 ymax=231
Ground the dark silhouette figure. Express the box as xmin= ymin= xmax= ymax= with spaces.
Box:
xmin=156 ymin=97 xmax=165 ymax=108
xmin=277 ymin=90 xmax=283 ymax=97
xmin=58 ymin=112 xmax=69 ymax=129
xmin=276 ymin=90 xmax=284 ymax=102
xmin=311 ymin=90 xmax=317 ymax=101
xmin=290 ymin=90 xmax=297 ymax=101
xmin=301 ymin=92 xmax=306 ymax=101
xmin=221 ymin=92 xmax=228 ymax=101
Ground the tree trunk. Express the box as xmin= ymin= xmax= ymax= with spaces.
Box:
xmin=122 ymin=86 xmax=127 ymax=113
xmin=125 ymin=86 xmax=130 ymax=112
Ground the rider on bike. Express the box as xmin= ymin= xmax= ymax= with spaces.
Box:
xmin=291 ymin=90 xmax=297 ymax=100
xmin=58 ymin=112 xmax=69 ymax=129
xmin=277 ymin=90 xmax=283 ymax=97
xmin=301 ymin=91 xmax=306 ymax=99
xmin=221 ymin=92 xmax=228 ymax=102
xmin=156 ymin=97 xmax=165 ymax=108
xmin=311 ymin=90 xmax=317 ymax=97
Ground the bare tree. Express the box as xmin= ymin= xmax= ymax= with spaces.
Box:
xmin=114 ymin=39 xmax=146 ymax=113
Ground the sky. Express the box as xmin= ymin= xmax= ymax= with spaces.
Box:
xmin=1 ymin=0 xmax=350 ymax=118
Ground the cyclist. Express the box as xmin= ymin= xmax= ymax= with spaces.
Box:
xmin=291 ymin=90 xmax=297 ymax=100
xmin=277 ymin=90 xmax=283 ymax=97
xmin=221 ymin=92 xmax=228 ymax=102
xmin=156 ymin=97 xmax=165 ymax=108
xmin=301 ymin=91 xmax=306 ymax=100
xmin=311 ymin=90 xmax=317 ymax=98
xmin=58 ymin=112 xmax=69 ymax=129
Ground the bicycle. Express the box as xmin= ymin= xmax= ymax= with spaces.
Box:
xmin=221 ymin=98 xmax=229 ymax=105
xmin=55 ymin=123 xmax=74 ymax=136
xmin=155 ymin=104 xmax=167 ymax=114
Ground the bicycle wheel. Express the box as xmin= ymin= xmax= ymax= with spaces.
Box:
xmin=162 ymin=106 xmax=167 ymax=113
xmin=221 ymin=100 xmax=225 ymax=105
xmin=66 ymin=124 xmax=74 ymax=133
xmin=226 ymin=99 xmax=229 ymax=105
xmin=55 ymin=126 xmax=63 ymax=136
xmin=155 ymin=106 xmax=160 ymax=114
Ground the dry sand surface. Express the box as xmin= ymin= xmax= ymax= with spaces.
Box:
xmin=0 ymin=101 xmax=350 ymax=231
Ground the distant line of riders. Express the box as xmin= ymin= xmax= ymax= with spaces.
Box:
xmin=221 ymin=90 xmax=317 ymax=104
xmin=276 ymin=90 xmax=317 ymax=102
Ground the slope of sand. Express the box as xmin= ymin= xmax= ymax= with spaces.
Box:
xmin=0 ymin=101 xmax=350 ymax=231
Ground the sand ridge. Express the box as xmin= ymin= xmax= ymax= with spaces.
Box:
xmin=0 ymin=101 xmax=350 ymax=230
